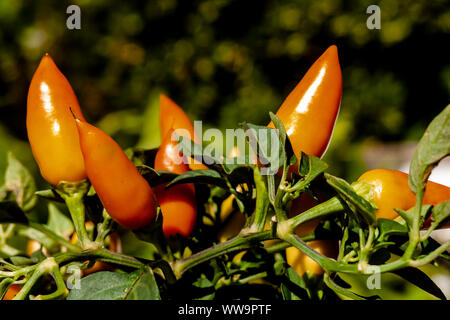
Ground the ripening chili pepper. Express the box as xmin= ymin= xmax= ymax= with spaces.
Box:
xmin=159 ymin=94 xmax=208 ymax=171
xmin=2 ymin=285 xmax=21 ymax=300
xmin=75 ymin=119 xmax=158 ymax=230
xmin=357 ymin=169 xmax=450 ymax=223
xmin=286 ymin=193 xmax=339 ymax=276
xmin=268 ymin=45 xmax=342 ymax=172
xmin=154 ymin=128 xmax=197 ymax=237
xmin=26 ymin=54 xmax=87 ymax=185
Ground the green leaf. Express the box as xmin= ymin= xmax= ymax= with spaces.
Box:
xmin=377 ymin=218 xmax=408 ymax=239
xmin=193 ymin=274 xmax=215 ymax=300
xmin=0 ymin=185 xmax=6 ymax=201
xmin=0 ymin=201 xmax=28 ymax=224
xmin=16 ymin=225 xmax=55 ymax=250
xmin=290 ymin=153 xmax=328 ymax=191
xmin=9 ymin=255 xmax=34 ymax=266
xmin=281 ymin=267 xmax=307 ymax=300
xmin=177 ymin=135 xmax=223 ymax=170
xmin=137 ymin=166 xmax=178 ymax=187
xmin=35 ymin=189 xmax=64 ymax=203
xmin=46 ymin=203 xmax=74 ymax=238
xmin=428 ymin=200 xmax=450 ymax=230
xmin=126 ymin=148 xmax=159 ymax=167
xmin=124 ymin=267 xmax=161 ymax=300
xmin=136 ymin=92 xmax=162 ymax=150
xmin=244 ymin=122 xmax=284 ymax=175
xmin=391 ymin=267 xmax=446 ymax=300
xmin=227 ymin=165 xmax=254 ymax=187
xmin=394 ymin=205 xmax=432 ymax=229
xmin=167 ymin=169 xmax=227 ymax=189
xmin=325 ymin=173 xmax=376 ymax=226
xmin=0 ymin=278 xmax=15 ymax=299
xmin=269 ymin=112 xmax=287 ymax=148
xmin=67 ymin=268 xmax=160 ymax=300
xmin=4 ymin=152 xmax=37 ymax=212
xmin=409 ymin=105 xmax=450 ymax=194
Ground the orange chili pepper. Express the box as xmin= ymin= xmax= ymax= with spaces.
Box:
xmin=154 ymin=129 xmax=197 ymax=236
xmin=27 ymin=54 xmax=87 ymax=185
xmin=75 ymin=119 xmax=158 ymax=230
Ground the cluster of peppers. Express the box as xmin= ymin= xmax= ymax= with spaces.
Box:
xmin=4 ymin=45 xmax=449 ymax=299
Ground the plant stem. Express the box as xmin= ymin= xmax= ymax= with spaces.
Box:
xmin=172 ymin=230 xmax=273 ymax=278
xmin=264 ymin=233 xmax=316 ymax=254
xmin=95 ymin=209 xmax=114 ymax=244
xmin=12 ymin=258 xmax=57 ymax=300
xmin=55 ymin=180 xmax=92 ymax=248
xmin=409 ymin=240 xmax=450 ymax=267
xmin=54 ymin=248 xmax=144 ymax=269
xmin=403 ymin=187 xmax=425 ymax=259
xmin=238 ymin=271 xmax=268 ymax=284
xmin=246 ymin=166 xmax=269 ymax=232
xmin=33 ymin=262 xmax=68 ymax=300
xmin=287 ymin=196 xmax=346 ymax=230
xmin=338 ymin=226 xmax=349 ymax=262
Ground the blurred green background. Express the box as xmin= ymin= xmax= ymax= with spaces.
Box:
xmin=0 ymin=0 xmax=449 ymax=299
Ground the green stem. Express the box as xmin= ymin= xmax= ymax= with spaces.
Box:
xmin=404 ymin=187 xmax=425 ymax=259
xmin=338 ymin=226 xmax=349 ymax=262
xmin=281 ymin=232 xmax=353 ymax=273
xmin=282 ymin=231 xmax=409 ymax=274
xmin=238 ymin=271 xmax=268 ymax=284
xmin=33 ymin=263 xmax=68 ymax=300
xmin=287 ymin=196 xmax=346 ymax=230
xmin=273 ymin=188 xmax=287 ymax=223
xmin=264 ymin=233 xmax=316 ymax=254
xmin=172 ymin=230 xmax=273 ymax=278
xmin=54 ymin=248 xmax=144 ymax=269
xmin=246 ymin=166 xmax=269 ymax=232
xmin=410 ymin=240 xmax=450 ymax=267
xmin=55 ymin=180 xmax=92 ymax=248
xmin=12 ymin=258 xmax=56 ymax=300
xmin=95 ymin=209 xmax=114 ymax=244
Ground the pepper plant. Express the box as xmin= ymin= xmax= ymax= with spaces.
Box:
xmin=0 ymin=103 xmax=449 ymax=300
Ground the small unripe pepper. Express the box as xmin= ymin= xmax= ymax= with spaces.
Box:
xmin=75 ymin=119 xmax=158 ymax=230
xmin=154 ymin=128 xmax=197 ymax=237
xmin=357 ymin=169 xmax=450 ymax=221
xmin=27 ymin=54 xmax=87 ymax=185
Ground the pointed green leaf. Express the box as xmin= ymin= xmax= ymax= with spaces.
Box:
xmin=4 ymin=152 xmax=37 ymax=212
xmin=428 ymin=200 xmax=450 ymax=230
xmin=167 ymin=169 xmax=227 ymax=188
xmin=67 ymin=268 xmax=160 ymax=300
xmin=409 ymin=105 xmax=450 ymax=194
xmin=46 ymin=203 xmax=74 ymax=238
xmin=391 ymin=267 xmax=446 ymax=300
xmin=325 ymin=173 xmax=376 ymax=226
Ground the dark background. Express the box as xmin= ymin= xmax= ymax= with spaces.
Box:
xmin=0 ymin=0 xmax=449 ymax=184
